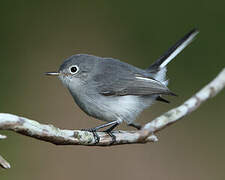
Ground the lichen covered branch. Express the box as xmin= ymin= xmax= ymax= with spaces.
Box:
xmin=0 ymin=113 xmax=158 ymax=146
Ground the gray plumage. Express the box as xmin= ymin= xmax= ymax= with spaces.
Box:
xmin=46 ymin=29 xmax=199 ymax=131
xmin=58 ymin=54 xmax=170 ymax=124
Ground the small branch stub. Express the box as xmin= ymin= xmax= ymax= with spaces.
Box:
xmin=0 ymin=134 xmax=7 ymax=139
xmin=0 ymin=155 xmax=10 ymax=169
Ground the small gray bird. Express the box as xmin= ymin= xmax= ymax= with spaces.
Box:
xmin=46 ymin=29 xmax=198 ymax=141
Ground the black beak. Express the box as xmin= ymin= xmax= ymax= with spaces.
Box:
xmin=44 ymin=72 xmax=60 ymax=76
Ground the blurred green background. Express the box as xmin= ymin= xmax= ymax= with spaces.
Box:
xmin=0 ymin=1 xmax=224 ymax=180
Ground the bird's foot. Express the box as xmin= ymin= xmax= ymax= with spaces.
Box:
xmin=81 ymin=128 xmax=100 ymax=144
xmin=103 ymin=130 xmax=116 ymax=145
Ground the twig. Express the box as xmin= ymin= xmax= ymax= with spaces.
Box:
xmin=0 ymin=134 xmax=7 ymax=139
xmin=0 ymin=68 xmax=224 ymax=168
xmin=0 ymin=133 xmax=10 ymax=169
xmin=0 ymin=155 xmax=10 ymax=169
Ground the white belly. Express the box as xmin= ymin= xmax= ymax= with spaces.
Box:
xmin=83 ymin=94 xmax=156 ymax=124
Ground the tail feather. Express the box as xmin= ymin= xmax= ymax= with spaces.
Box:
xmin=148 ymin=28 xmax=199 ymax=70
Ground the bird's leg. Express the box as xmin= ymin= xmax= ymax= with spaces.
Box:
xmin=82 ymin=121 xmax=119 ymax=132
xmin=81 ymin=120 xmax=120 ymax=144
xmin=128 ymin=122 xmax=142 ymax=130
xmin=103 ymin=122 xmax=120 ymax=145
xmin=92 ymin=131 xmax=100 ymax=144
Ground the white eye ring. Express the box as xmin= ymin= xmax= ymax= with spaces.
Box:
xmin=69 ymin=65 xmax=79 ymax=74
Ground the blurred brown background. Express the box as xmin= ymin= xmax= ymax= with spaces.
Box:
xmin=0 ymin=1 xmax=224 ymax=180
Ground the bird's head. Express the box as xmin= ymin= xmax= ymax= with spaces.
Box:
xmin=45 ymin=54 xmax=98 ymax=88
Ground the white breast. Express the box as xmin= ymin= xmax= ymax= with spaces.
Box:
xmin=103 ymin=95 xmax=156 ymax=124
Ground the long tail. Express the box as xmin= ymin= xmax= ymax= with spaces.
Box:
xmin=147 ymin=28 xmax=199 ymax=71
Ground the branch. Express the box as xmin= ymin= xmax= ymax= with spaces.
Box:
xmin=0 ymin=68 xmax=224 ymax=168
xmin=0 ymin=155 xmax=10 ymax=169
xmin=141 ymin=68 xmax=225 ymax=139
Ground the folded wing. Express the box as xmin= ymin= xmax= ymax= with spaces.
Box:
xmin=91 ymin=58 xmax=175 ymax=97
xmin=96 ymin=73 xmax=174 ymax=96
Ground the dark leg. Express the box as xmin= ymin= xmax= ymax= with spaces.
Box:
xmin=81 ymin=121 xmax=119 ymax=144
xmin=82 ymin=121 xmax=119 ymax=132
xmin=103 ymin=122 xmax=119 ymax=144
xmin=92 ymin=131 xmax=100 ymax=144
xmin=128 ymin=122 xmax=142 ymax=130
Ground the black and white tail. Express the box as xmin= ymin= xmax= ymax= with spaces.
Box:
xmin=148 ymin=28 xmax=199 ymax=70
xmin=148 ymin=28 xmax=199 ymax=84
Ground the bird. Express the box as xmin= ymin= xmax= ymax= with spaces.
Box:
xmin=46 ymin=29 xmax=199 ymax=142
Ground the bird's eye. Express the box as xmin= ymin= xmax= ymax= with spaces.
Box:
xmin=69 ymin=65 xmax=79 ymax=74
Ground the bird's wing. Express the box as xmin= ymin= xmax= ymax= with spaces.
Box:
xmin=98 ymin=75 xmax=173 ymax=96
xmin=92 ymin=62 xmax=173 ymax=96
xmin=90 ymin=58 xmax=175 ymax=97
